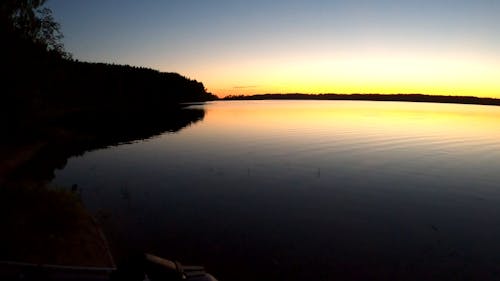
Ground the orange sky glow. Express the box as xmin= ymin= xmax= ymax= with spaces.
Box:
xmin=50 ymin=0 xmax=500 ymax=99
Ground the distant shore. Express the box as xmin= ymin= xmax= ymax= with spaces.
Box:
xmin=223 ymin=93 xmax=500 ymax=106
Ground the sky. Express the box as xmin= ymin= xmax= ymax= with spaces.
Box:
xmin=48 ymin=0 xmax=500 ymax=98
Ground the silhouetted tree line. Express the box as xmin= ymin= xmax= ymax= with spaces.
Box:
xmin=1 ymin=0 xmax=69 ymax=58
xmin=224 ymin=93 xmax=500 ymax=106
xmin=1 ymin=1 xmax=215 ymax=185
xmin=31 ymin=60 xmax=218 ymax=111
xmin=1 ymin=0 xmax=217 ymax=137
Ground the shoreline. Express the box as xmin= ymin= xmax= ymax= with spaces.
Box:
xmin=222 ymin=93 xmax=500 ymax=107
xmin=0 ymin=184 xmax=115 ymax=268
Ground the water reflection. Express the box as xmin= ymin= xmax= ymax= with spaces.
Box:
xmin=6 ymin=107 xmax=205 ymax=184
xmin=53 ymin=101 xmax=500 ymax=281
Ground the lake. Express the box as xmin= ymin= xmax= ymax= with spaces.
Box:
xmin=52 ymin=100 xmax=500 ymax=280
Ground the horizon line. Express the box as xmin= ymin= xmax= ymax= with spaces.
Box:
xmin=220 ymin=93 xmax=500 ymax=106
xmin=222 ymin=92 xmax=500 ymax=100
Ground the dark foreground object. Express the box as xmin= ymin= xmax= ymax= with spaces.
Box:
xmin=0 ymin=254 xmax=217 ymax=281
xmin=111 ymin=253 xmax=217 ymax=281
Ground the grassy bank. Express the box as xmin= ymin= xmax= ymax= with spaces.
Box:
xmin=0 ymin=184 xmax=114 ymax=267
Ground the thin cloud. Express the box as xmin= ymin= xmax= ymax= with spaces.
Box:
xmin=233 ymin=85 xmax=258 ymax=89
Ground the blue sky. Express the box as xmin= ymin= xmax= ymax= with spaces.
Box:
xmin=48 ymin=0 xmax=500 ymax=97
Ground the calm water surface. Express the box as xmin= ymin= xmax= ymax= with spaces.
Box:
xmin=53 ymin=100 xmax=500 ymax=280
